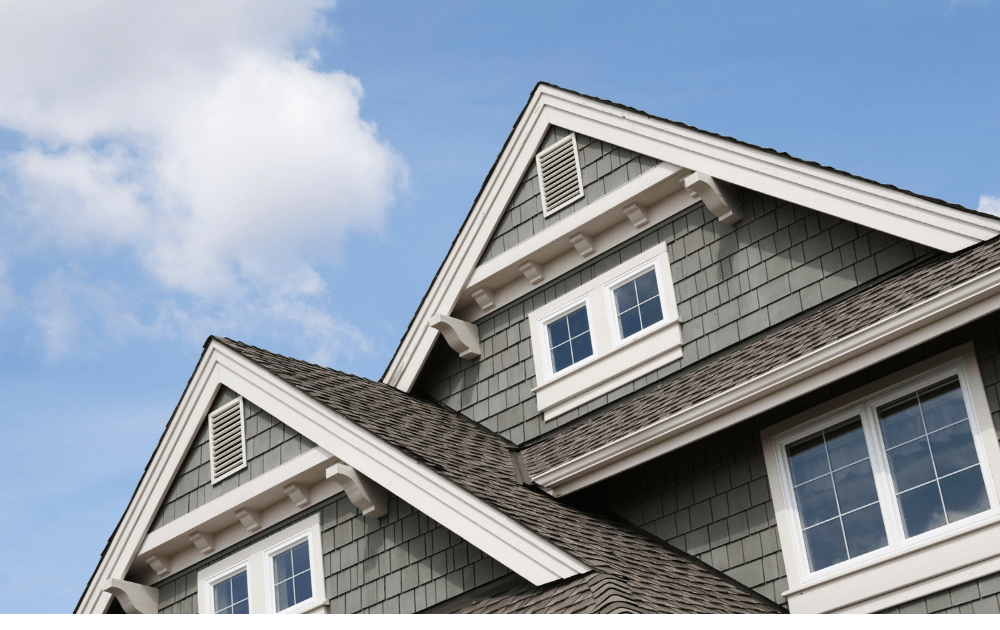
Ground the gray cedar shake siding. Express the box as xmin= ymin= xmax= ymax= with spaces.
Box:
xmin=151 ymin=386 xmax=317 ymax=531
xmin=576 ymin=309 xmax=1000 ymax=609
xmin=878 ymin=571 xmax=1000 ymax=614
xmin=414 ymin=187 xmax=930 ymax=445
xmin=156 ymin=491 xmax=510 ymax=614
xmin=478 ymin=126 xmax=660 ymax=265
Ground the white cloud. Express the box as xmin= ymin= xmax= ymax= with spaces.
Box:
xmin=0 ymin=1 xmax=405 ymax=362
xmin=978 ymin=195 xmax=1000 ymax=217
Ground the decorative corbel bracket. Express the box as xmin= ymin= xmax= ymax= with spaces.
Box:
xmin=569 ymin=233 xmax=595 ymax=257
xmin=518 ymin=261 xmax=544 ymax=285
xmin=283 ymin=482 xmax=311 ymax=508
xmin=234 ymin=507 xmax=262 ymax=533
xmin=622 ymin=203 xmax=649 ymax=229
xmin=327 ymin=463 xmax=388 ymax=518
xmin=103 ymin=578 xmax=159 ymax=614
xmin=146 ymin=554 xmax=170 ymax=578
xmin=470 ymin=288 xmax=495 ymax=312
xmin=683 ymin=172 xmax=742 ymax=225
xmin=189 ymin=531 xmax=215 ymax=555
xmin=429 ymin=314 xmax=481 ymax=359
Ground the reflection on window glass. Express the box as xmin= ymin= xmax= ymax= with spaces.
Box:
xmin=547 ymin=306 xmax=593 ymax=373
xmin=213 ymin=571 xmax=249 ymax=614
xmin=613 ymin=270 xmax=664 ymax=339
xmin=877 ymin=377 xmax=989 ymax=538
xmin=273 ymin=541 xmax=312 ymax=612
xmin=787 ymin=418 xmax=888 ymax=571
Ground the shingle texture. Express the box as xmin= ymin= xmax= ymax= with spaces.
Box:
xmin=879 ymin=570 xmax=1000 ymax=614
xmin=479 ymin=126 xmax=659 ymax=264
xmin=416 ymin=187 xmax=925 ymax=445
xmin=522 ymin=235 xmax=1000 ymax=477
xmin=151 ymin=386 xmax=316 ymax=530
xmin=213 ymin=337 xmax=783 ymax=614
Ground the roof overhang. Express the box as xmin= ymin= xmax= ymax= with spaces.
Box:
xmin=77 ymin=339 xmax=588 ymax=614
xmin=383 ymin=83 xmax=1000 ymax=393
xmin=530 ymin=262 xmax=1000 ymax=497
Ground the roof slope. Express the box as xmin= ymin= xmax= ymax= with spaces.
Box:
xmin=522 ymin=236 xmax=1000 ymax=477
xmin=216 ymin=337 xmax=782 ymax=614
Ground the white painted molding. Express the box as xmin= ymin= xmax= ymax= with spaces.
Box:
xmin=102 ymin=578 xmax=159 ymax=615
xmin=428 ymin=314 xmax=482 ymax=359
xmin=283 ymin=482 xmax=310 ymax=508
xmin=326 ymin=463 xmax=388 ymax=518
xmin=518 ymin=261 xmax=544 ymax=285
xmin=470 ymin=288 xmax=495 ymax=311
xmin=188 ymin=531 xmax=214 ymax=555
xmin=145 ymin=555 xmax=169 ymax=578
xmin=569 ymin=233 xmax=594 ymax=257
xmin=234 ymin=508 xmax=261 ymax=533
xmin=532 ymin=263 xmax=1000 ymax=497
xmin=621 ymin=203 xmax=649 ymax=228
xmin=683 ymin=172 xmax=742 ymax=225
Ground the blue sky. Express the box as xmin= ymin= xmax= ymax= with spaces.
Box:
xmin=0 ymin=0 xmax=998 ymax=614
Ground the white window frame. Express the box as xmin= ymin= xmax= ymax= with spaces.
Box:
xmin=761 ymin=344 xmax=1000 ymax=613
xmin=528 ymin=241 xmax=682 ymax=420
xmin=198 ymin=513 xmax=326 ymax=614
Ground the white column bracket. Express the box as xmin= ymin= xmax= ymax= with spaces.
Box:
xmin=327 ymin=463 xmax=388 ymax=518
xmin=683 ymin=171 xmax=743 ymax=225
xmin=470 ymin=288 xmax=496 ymax=312
xmin=188 ymin=531 xmax=215 ymax=555
xmin=518 ymin=261 xmax=544 ymax=284
xmin=145 ymin=554 xmax=170 ymax=578
xmin=622 ymin=203 xmax=649 ymax=228
xmin=234 ymin=507 xmax=262 ymax=533
xmin=102 ymin=578 xmax=159 ymax=614
xmin=569 ymin=233 xmax=595 ymax=257
xmin=283 ymin=482 xmax=311 ymax=508
xmin=429 ymin=314 xmax=482 ymax=359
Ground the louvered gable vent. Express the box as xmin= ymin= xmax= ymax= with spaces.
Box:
xmin=536 ymin=133 xmax=584 ymax=216
xmin=209 ymin=397 xmax=247 ymax=484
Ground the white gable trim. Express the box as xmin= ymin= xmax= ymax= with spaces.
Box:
xmin=383 ymin=84 xmax=1000 ymax=393
xmin=77 ymin=341 xmax=587 ymax=613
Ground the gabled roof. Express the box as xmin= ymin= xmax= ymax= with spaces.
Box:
xmin=215 ymin=337 xmax=782 ymax=613
xmin=382 ymin=82 xmax=1000 ymax=394
xmin=522 ymin=234 xmax=1000 ymax=492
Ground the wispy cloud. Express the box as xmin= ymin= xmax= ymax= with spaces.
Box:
xmin=0 ymin=1 xmax=406 ymax=364
xmin=978 ymin=195 xmax=1000 ymax=216
xmin=948 ymin=0 xmax=988 ymax=11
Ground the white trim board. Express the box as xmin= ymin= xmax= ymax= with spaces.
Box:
xmin=531 ymin=263 xmax=1000 ymax=497
xmin=77 ymin=340 xmax=588 ymax=614
xmin=382 ymin=83 xmax=1000 ymax=394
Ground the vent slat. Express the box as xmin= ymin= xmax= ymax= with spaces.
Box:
xmin=536 ymin=134 xmax=583 ymax=215
xmin=209 ymin=398 xmax=246 ymax=484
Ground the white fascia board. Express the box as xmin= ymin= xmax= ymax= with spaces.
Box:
xmin=382 ymin=84 xmax=999 ymax=395
xmin=79 ymin=342 xmax=587 ymax=614
xmin=533 ymin=264 xmax=1000 ymax=497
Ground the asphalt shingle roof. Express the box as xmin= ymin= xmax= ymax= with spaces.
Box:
xmin=522 ymin=236 xmax=1000 ymax=477
xmin=216 ymin=337 xmax=782 ymax=614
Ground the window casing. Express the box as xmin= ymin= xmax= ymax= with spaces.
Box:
xmin=762 ymin=346 xmax=1000 ymax=612
xmin=198 ymin=514 xmax=325 ymax=614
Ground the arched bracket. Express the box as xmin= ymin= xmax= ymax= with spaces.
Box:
xmin=429 ymin=314 xmax=481 ymax=359
xmin=327 ymin=463 xmax=388 ymax=518
xmin=103 ymin=578 xmax=159 ymax=614
xmin=683 ymin=172 xmax=742 ymax=225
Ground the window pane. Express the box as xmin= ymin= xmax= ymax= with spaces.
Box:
xmin=274 ymin=578 xmax=294 ymax=612
xmin=567 ymin=307 xmax=589 ymax=337
xmin=825 ymin=420 xmax=867 ymax=470
xmin=794 ymin=475 xmax=839 ymax=528
xmin=897 ymin=482 xmax=947 ymax=538
xmin=551 ymin=342 xmax=573 ymax=373
xmin=571 ymin=332 xmax=593 ymax=362
xmin=619 ymin=307 xmax=642 ymax=338
xmin=635 ymin=270 xmax=659 ymax=303
xmin=291 ymin=541 xmax=310 ymax=574
xmin=833 ymin=459 xmax=879 ymax=513
xmin=878 ymin=395 xmax=924 ymax=448
xmin=230 ymin=571 xmax=248 ymax=605
xmin=214 ymin=581 xmax=232 ymax=611
xmin=927 ymin=421 xmax=979 ymax=477
xmin=273 ymin=548 xmax=294 ymax=583
xmin=548 ymin=318 xmax=569 ymax=347
xmin=294 ymin=571 xmax=313 ymax=603
xmin=919 ymin=378 xmax=967 ymax=432
xmin=614 ymin=283 xmax=638 ymax=313
xmin=639 ymin=298 xmax=664 ymax=328
xmin=841 ymin=503 xmax=888 ymax=558
xmin=940 ymin=465 xmax=989 ymax=523
xmin=231 ymin=600 xmax=249 ymax=615
xmin=803 ymin=518 xmax=848 ymax=572
xmin=886 ymin=438 xmax=936 ymax=493
xmin=788 ymin=435 xmax=829 ymax=486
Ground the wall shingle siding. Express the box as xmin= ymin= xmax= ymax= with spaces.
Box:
xmin=150 ymin=386 xmax=317 ymax=531
xmin=478 ymin=126 xmax=659 ymax=264
xmin=879 ymin=571 xmax=1000 ymax=614
xmin=417 ymin=187 xmax=929 ymax=445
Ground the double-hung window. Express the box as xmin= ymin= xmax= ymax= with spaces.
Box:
xmin=546 ymin=305 xmax=593 ymax=373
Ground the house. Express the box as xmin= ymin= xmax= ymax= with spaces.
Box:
xmin=76 ymin=83 xmax=1000 ymax=614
